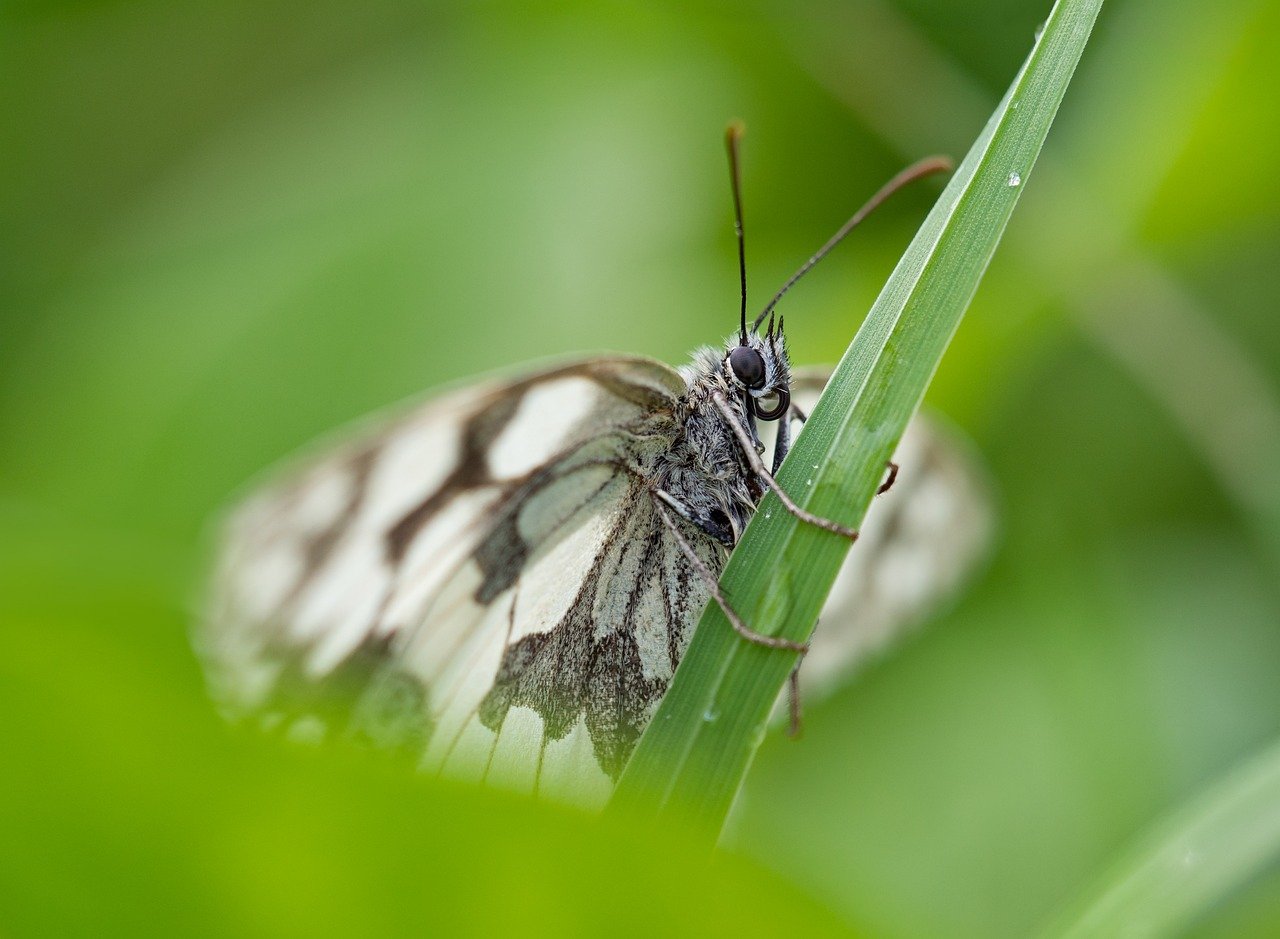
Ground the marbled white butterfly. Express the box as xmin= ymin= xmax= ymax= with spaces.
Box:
xmin=198 ymin=128 xmax=989 ymax=809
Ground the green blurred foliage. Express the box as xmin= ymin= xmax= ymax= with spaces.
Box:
xmin=2 ymin=0 xmax=1279 ymax=936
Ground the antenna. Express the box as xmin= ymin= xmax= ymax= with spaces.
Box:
xmin=751 ymin=155 xmax=953 ymax=332
xmin=725 ymin=122 xmax=748 ymax=345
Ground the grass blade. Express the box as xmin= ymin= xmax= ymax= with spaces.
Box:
xmin=1039 ymin=737 xmax=1280 ymax=938
xmin=608 ymin=0 xmax=1105 ymax=836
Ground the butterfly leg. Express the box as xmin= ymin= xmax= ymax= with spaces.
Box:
xmin=771 ymin=398 xmax=793 ymax=475
xmin=786 ymin=662 xmax=804 ymax=738
xmin=712 ymin=392 xmax=858 ymax=540
xmin=653 ymin=489 xmax=736 ymax=548
xmin=653 ymin=498 xmax=809 ymax=654
xmin=764 ymin=397 xmax=896 ymax=496
xmin=878 ymin=461 xmax=899 ymax=495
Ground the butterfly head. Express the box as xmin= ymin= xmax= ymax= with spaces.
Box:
xmin=724 ymin=316 xmax=791 ymax=421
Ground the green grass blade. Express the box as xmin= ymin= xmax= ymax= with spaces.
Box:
xmin=608 ymin=0 xmax=1104 ymax=836
xmin=1039 ymin=736 xmax=1280 ymax=938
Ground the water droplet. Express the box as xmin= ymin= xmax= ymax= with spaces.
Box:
xmin=1007 ymin=172 xmax=1022 ymax=187
xmin=764 ymin=511 xmax=772 ymax=519
xmin=1034 ymin=20 xmax=1046 ymax=40
xmin=805 ymin=478 xmax=813 ymax=486
xmin=702 ymin=706 xmax=720 ymax=723
xmin=811 ymin=463 xmax=819 ymax=469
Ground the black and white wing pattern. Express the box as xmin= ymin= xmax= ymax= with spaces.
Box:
xmin=200 ymin=356 xmax=718 ymax=809
xmin=200 ymin=358 xmax=990 ymax=810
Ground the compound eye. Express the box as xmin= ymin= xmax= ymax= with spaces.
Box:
xmin=753 ymin=387 xmax=790 ymax=421
xmin=728 ymin=346 xmax=766 ymax=389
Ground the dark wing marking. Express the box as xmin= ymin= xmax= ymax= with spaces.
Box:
xmin=199 ymin=356 xmax=708 ymax=803
xmin=415 ymin=449 xmax=720 ymax=801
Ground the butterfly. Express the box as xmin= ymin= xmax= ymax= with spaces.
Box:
xmin=197 ymin=128 xmax=989 ymax=810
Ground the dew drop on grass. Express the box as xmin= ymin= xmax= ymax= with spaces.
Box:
xmin=1007 ymin=172 xmax=1022 ymax=187
xmin=702 ymin=706 xmax=720 ymax=723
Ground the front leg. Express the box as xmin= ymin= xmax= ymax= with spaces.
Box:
xmin=653 ymin=497 xmax=807 ymax=654
xmin=771 ymin=401 xmax=793 ymax=475
xmin=878 ymin=461 xmax=899 ymax=495
xmin=711 ymin=391 xmax=858 ymax=540
xmin=774 ymin=402 xmax=897 ymax=496
xmin=654 ymin=489 xmax=736 ymax=548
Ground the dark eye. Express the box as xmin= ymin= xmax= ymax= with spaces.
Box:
xmin=728 ymin=346 xmax=766 ymax=389
xmin=752 ymin=387 xmax=790 ymax=421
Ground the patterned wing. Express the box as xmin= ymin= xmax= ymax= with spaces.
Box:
xmin=777 ymin=367 xmax=994 ymax=697
xmin=199 ymin=356 xmax=714 ymax=808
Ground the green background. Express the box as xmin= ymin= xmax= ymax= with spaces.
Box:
xmin=2 ymin=0 xmax=1278 ymax=935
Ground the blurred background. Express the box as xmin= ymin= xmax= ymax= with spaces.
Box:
xmin=3 ymin=0 xmax=1279 ymax=935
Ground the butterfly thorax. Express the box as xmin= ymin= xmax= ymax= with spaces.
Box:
xmin=659 ymin=332 xmax=794 ymax=545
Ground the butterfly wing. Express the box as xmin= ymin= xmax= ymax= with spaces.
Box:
xmin=780 ymin=367 xmax=993 ymax=697
xmin=199 ymin=356 xmax=715 ymax=807
xmin=201 ymin=357 xmax=989 ymax=806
